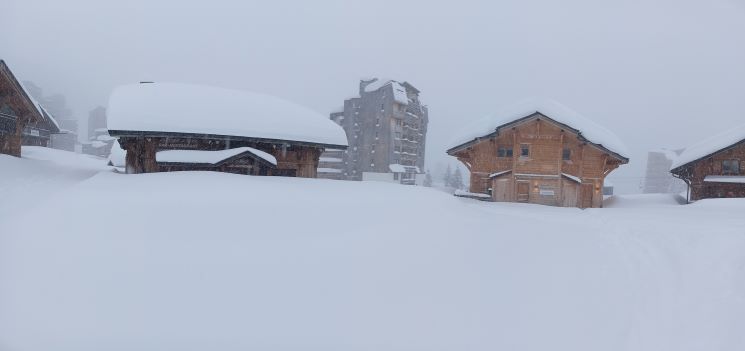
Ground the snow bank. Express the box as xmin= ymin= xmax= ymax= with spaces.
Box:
xmin=671 ymin=123 xmax=745 ymax=169
xmin=448 ymin=98 xmax=629 ymax=158
xmin=156 ymin=147 xmax=277 ymax=166
xmin=1 ymin=150 xmax=745 ymax=351
xmin=107 ymin=82 xmax=348 ymax=147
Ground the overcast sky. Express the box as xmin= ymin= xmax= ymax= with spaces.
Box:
xmin=2 ymin=0 xmax=744 ymax=193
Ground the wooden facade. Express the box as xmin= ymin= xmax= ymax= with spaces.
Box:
xmin=114 ymin=132 xmax=330 ymax=178
xmin=0 ymin=60 xmax=58 ymax=156
xmin=670 ymin=140 xmax=745 ymax=201
xmin=447 ymin=113 xmax=628 ymax=208
xmin=158 ymin=149 xmax=277 ymax=176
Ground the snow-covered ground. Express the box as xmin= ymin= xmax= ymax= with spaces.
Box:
xmin=1 ymin=147 xmax=744 ymax=351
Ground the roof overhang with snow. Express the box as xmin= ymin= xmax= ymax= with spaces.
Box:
xmin=670 ymin=124 xmax=745 ymax=173
xmin=156 ymin=147 xmax=278 ymax=168
xmin=0 ymin=60 xmax=60 ymax=133
xmin=447 ymin=111 xmax=629 ymax=163
xmin=107 ymin=83 xmax=348 ymax=149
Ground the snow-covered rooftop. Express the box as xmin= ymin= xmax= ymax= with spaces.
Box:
xmin=362 ymin=79 xmax=409 ymax=105
xmin=703 ymin=175 xmax=745 ymax=184
xmin=107 ymin=83 xmax=348 ymax=147
xmin=448 ymin=98 xmax=629 ymax=159
xmin=671 ymin=123 xmax=745 ymax=170
xmin=156 ymin=147 xmax=277 ymax=166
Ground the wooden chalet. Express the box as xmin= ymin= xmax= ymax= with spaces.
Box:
xmin=0 ymin=60 xmax=60 ymax=156
xmin=447 ymin=99 xmax=629 ymax=208
xmin=670 ymin=124 xmax=745 ymax=201
xmin=107 ymin=82 xmax=348 ymax=177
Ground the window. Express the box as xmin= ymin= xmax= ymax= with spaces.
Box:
xmin=723 ymin=160 xmax=740 ymax=175
xmin=562 ymin=148 xmax=571 ymax=161
xmin=497 ymin=146 xmax=513 ymax=158
xmin=520 ymin=144 xmax=530 ymax=157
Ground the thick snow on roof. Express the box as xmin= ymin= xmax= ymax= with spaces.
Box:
xmin=363 ymin=79 xmax=409 ymax=105
xmin=703 ymin=176 xmax=745 ymax=184
xmin=389 ymin=164 xmax=406 ymax=173
xmin=157 ymin=147 xmax=277 ymax=166
xmin=671 ymin=123 xmax=745 ymax=170
xmin=108 ymin=83 xmax=348 ymax=147
xmin=449 ymin=98 xmax=629 ymax=158
xmin=391 ymin=81 xmax=409 ymax=105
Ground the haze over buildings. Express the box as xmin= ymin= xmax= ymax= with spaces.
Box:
xmin=2 ymin=0 xmax=744 ymax=193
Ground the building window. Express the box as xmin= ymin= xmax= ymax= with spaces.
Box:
xmin=497 ymin=146 xmax=513 ymax=158
xmin=562 ymin=148 xmax=571 ymax=160
xmin=723 ymin=160 xmax=740 ymax=175
xmin=394 ymin=173 xmax=399 ymax=180
xmin=520 ymin=144 xmax=530 ymax=157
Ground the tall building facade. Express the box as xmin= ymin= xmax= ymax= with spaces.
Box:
xmin=643 ymin=148 xmax=687 ymax=194
xmin=319 ymin=78 xmax=428 ymax=184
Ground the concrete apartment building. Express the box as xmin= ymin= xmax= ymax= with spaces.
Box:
xmin=319 ymin=78 xmax=428 ymax=184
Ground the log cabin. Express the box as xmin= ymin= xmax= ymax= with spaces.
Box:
xmin=447 ymin=99 xmax=629 ymax=208
xmin=670 ymin=123 xmax=745 ymax=201
xmin=0 ymin=60 xmax=60 ymax=156
xmin=107 ymin=82 xmax=348 ymax=177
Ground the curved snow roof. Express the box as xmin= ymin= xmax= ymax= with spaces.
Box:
xmin=671 ymin=123 xmax=745 ymax=170
xmin=107 ymin=83 xmax=348 ymax=147
xmin=447 ymin=98 xmax=629 ymax=159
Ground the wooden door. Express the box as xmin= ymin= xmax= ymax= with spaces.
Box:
xmin=517 ymin=181 xmax=530 ymax=203
xmin=580 ymin=183 xmax=593 ymax=208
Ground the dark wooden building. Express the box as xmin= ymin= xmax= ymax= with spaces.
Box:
xmin=107 ymin=82 xmax=348 ymax=177
xmin=670 ymin=124 xmax=745 ymax=201
xmin=156 ymin=147 xmax=277 ymax=175
xmin=0 ymin=60 xmax=60 ymax=156
xmin=447 ymin=99 xmax=629 ymax=208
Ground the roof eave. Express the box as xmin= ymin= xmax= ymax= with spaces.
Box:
xmin=108 ymin=130 xmax=348 ymax=150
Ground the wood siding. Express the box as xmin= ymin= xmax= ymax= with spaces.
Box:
xmin=451 ymin=117 xmax=626 ymax=208
xmin=118 ymin=136 xmax=323 ymax=178
xmin=671 ymin=141 xmax=745 ymax=201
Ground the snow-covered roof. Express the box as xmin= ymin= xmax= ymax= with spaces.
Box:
xmin=671 ymin=123 xmax=745 ymax=170
xmin=363 ymin=79 xmax=409 ymax=105
xmin=107 ymin=83 xmax=348 ymax=147
xmin=703 ymin=176 xmax=745 ymax=184
xmin=562 ymin=173 xmax=582 ymax=183
xmin=448 ymin=98 xmax=629 ymax=159
xmin=317 ymin=167 xmax=342 ymax=173
xmin=488 ymin=170 xmax=511 ymax=178
xmin=389 ymin=164 xmax=406 ymax=173
xmin=156 ymin=147 xmax=277 ymax=166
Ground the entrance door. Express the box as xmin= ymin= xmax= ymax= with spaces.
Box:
xmin=517 ymin=181 xmax=530 ymax=203
xmin=580 ymin=183 xmax=594 ymax=208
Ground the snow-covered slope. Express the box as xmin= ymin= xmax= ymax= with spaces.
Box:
xmin=1 ymin=149 xmax=744 ymax=351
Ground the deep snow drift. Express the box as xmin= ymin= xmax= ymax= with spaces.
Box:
xmin=1 ymin=147 xmax=744 ymax=351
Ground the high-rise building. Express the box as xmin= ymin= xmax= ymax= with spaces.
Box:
xmin=319 ymin=78 xmax=428 ymax=184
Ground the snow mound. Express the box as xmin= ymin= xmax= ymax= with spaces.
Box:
xmin=448 ymin=98 xmax=629 ymax=158
xmin=671 ymin=123 xmax=745 ymax=170
xmin=107 ymin=82 xmax=348 ymax=147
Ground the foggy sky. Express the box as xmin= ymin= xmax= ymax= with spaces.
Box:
xmin=2 ymin=0 xmax=744 ymax=193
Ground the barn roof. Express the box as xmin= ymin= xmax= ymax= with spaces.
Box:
xmin=107 ymin=82 xmax=348 ymax=148
xmin=670 ymin=123 xmax=745 ymax=171
xmin=447 ymin=98 xmax=629 ymax=161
